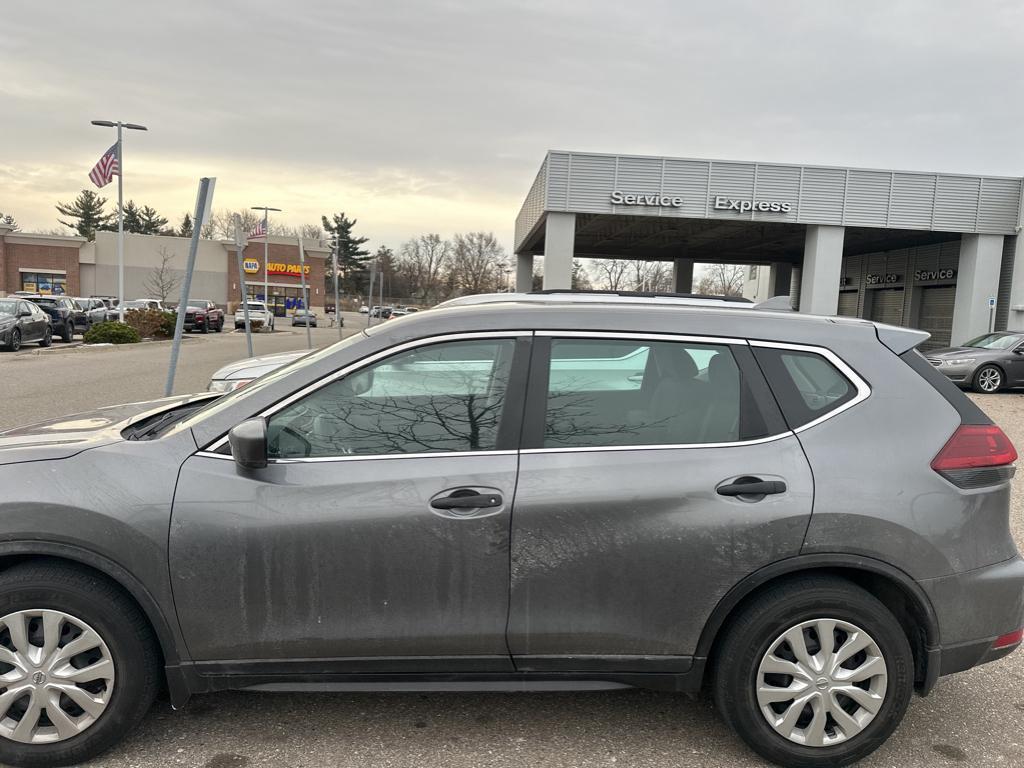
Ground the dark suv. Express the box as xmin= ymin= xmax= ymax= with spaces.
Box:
xmin=0 ymin=293 xmax=1020 ymax=768
xmin=26 ymin=296 xmax=86 ymax=342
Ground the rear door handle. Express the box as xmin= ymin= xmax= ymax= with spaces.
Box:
xmin=716 ymin=479 xmax=787 ymax=497
xmin=430 ymin=492 xmax=503 ymax=510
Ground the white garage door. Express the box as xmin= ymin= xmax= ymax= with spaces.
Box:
xmin=837 ymin=291 xmax=859 ymax=317
xmin=869 ymin=288 xmax=904 ymax=327
xmin=917 ymin=285 xmax=955 ymax=351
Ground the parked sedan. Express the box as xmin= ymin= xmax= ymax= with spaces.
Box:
xmin=926 ymin=331 xmax=1024 ymax=392
xmin=28 ymin=295 xmax=87 ymax=342
xmin=291 ymin=309 xmax=317 ymax=327
xmin=0 ymin=298 xmax=52 ymax=350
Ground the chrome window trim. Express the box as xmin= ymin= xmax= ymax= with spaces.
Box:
xmin=748 ymin=339 xmax=872 ymax=433
xmin=521 ymin=431 xmax=793 ymax=455
xmin=202 ymin=331 xmax=531 ymax=454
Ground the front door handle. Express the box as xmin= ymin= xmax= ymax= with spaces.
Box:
xmin=716 ymin=479 xmax=787 ymax=497
xmin=430 ymin=492 xmax=503 ymax=510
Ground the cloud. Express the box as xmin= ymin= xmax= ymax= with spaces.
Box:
xmin=3 ymin=0 xmax=1022 ymax=250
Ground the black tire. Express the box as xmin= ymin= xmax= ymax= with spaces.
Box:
xmin=38 ymin=327 xmax=52 ymax=348
xmin=61 ymin=322 xmax=73 ymax=344
xmin=713 ymin=576 xmax=913 ymax=768
xmin=9 ymin=329 xmax=21 ymax=352
xmin=972 ymin=364 xmax=1003 ymax=394
xmin=0 ymin=562 xmax=160 ymax=767
xmin=215 ymin=318 xmax=223 ymax=333
xmin=200 ymin=321 xmax=208 ymax=334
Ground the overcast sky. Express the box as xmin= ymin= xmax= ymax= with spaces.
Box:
xmin=2 ymin=0 xmax=1022 ymax=253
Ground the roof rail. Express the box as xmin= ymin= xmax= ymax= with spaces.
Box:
xmin=530 ymin=289 xmax=752 ymax=303
xmin=753 ymin=295 xmax=795 ymax=312
xmin=436 ymin=291 xmax=755 ymax=310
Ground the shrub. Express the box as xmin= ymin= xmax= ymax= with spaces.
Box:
xmin=124 ymin=308 xmax=166 ymax=339
xmin=84 ymin=322 xmax=141 ymax=345
xmin=156 ymin=311 xmax=177 ymax=339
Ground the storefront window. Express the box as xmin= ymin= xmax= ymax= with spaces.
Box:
xmin=245 ymin=286 xmax=308 ymax=317
xmin=21 ymin=273 xmax=67 ymax=295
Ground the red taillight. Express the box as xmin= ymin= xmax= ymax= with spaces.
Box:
xmin=931 ymin=425 xmax=1017 ymax=472
xmin=992 ymin=628 xmax=1023 ymax=649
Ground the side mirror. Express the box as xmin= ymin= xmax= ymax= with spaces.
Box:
xmin=228 ymin=418 xmax=268 ymax=469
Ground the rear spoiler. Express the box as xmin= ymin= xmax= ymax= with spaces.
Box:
xmin=875 ymin=323 xmax=930 ymax=355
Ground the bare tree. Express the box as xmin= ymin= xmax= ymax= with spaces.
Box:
xmin=397 ymin=234 xmax=452 ymax=303
xmin=143 ymin=246 xmax=182 ymax=302
xmin=695 ymin=263 xmax=746 ymax=297
xmin=592 ymin=259 xmax=631 ymax=291
xmin=451 ymin=232 xmax=505 ymax=295
xmin=628 ymin=260 xmax=673 ymax=292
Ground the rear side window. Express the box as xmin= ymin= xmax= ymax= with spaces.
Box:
xmin=540 ymin=338 xmax=771 ymax=449
xmin=753 ymin=347 xmax=858 ymax=428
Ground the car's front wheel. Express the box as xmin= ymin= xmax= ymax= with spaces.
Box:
xmin=9 ymin=330 xmax=21 ymax=352
xmin=713 ymin=576 xmax=913 ymax=768
xmin=973 ymin=364 xmax=1003 ymax=394
xmin=0 ymin=563 xmax=159 ymax=768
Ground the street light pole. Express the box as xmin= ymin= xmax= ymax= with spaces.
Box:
xmin=91 ymin=120 xmax=147 ymax=322
xmin=332 ymin=234 xmax=342 ymax=340
xmin=251 ymin=205 xmax=281 ymax=311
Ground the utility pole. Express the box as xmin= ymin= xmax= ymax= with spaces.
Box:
xmin=233 ymin=214 xmax=254 ymax=358
xmin=297 ymin=236 xmax=312 ymax=350
xmin=91 ymin=119 xmax=147 ymax=321
xmin=332 ymin=234 xmax=342 ymax=340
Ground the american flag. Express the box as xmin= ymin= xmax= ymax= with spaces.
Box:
xmin=248 ymin=220 xmax=267 ymax=240
xmin=88 ymin=144 xmax=119 ymax=188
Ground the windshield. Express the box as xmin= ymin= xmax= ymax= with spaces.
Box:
xmin=244 ymin=303 xmax=267 ymax=311
xmin=963 ymin=333 xmax=1023 ymax=350
xmin=0 ymin=301 xmax=17 ymax=316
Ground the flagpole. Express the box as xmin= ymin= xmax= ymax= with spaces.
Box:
xmin=116 ymin=123 xmax=124 ymax=322
xmin=90 ymin=119 xmax=146 ymax=322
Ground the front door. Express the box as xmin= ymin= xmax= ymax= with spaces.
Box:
xmin=507 ymin=334 xmax=814 ymax=671
xmin=170 ymin=335 xmax=528 ymax=670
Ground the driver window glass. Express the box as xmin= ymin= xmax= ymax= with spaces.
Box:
xmin=266 ymin=338 xmax=516 ymax=459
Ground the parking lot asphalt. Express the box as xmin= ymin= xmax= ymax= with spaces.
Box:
xmin=1 ymin=330 xmax=1024 ymax=767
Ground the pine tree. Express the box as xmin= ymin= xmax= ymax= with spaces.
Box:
xmin=178 ymin=213 xmax=194 ymax=237
xmin=0 ymin=213 xmax=17 ymax=230
xmin=55 ymin=190 xmax=111 ymax=240
xmin=322 ymin=212 xmax=371 ymax=292
xmin=138 ymin=206 xmax=170 ymax=235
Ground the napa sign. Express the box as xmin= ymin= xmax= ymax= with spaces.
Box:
xmin=242 ymin=258 xmax=260 ymax=274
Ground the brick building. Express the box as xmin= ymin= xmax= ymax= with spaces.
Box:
xmin=0 ymin=226 xmax=329 ymax=317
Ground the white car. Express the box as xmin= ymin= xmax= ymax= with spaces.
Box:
xmin=207 ymin=349 xmax=308 ymax=392
xmin=234 ymin=301 xmax=275 ymax=332
xmin=358 ymin=305 xmax=370 ymax=314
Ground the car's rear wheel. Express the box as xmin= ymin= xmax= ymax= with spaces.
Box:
xmin=9 ymin=330 xmax=21 ymax=352
xmin=973 ymin=364 xmax=1002 ymax=394
xmin=713 ymin=576 xmax=913 ymax=768
xmin=215 ymin=319 xmax=223 ymax=333
xmin=38 ymin=328 xmax=52 ymax=348
xmin=61 ymin=323 xmax=73 ymax=344
xmin=0 ymin=563 xmax=159 ymax=768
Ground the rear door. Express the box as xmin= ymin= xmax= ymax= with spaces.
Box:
xmin=506 ymin=333 xmax=815 ymax=672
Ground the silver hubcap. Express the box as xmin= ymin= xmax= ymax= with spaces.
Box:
xmin=979 ymin=368 xmax=1000 ymax=392
xmin=756 ymin=618 xmax=887 ymax=747
xmin=0 ymin=610 xmax=115 ymax=744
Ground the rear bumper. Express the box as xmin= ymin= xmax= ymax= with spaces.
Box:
xmin=919 ymin=555 xmax=1024 ymax=688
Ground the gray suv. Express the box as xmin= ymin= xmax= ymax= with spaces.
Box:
xmin=0 ymin=293 xmax=1020 ymax=768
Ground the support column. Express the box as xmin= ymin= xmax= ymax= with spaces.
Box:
xmin=799 ymin=225 xmax=845 ymax=315
xmin=672 ymin=258 xmax=694 ymax=293
xmin=951 ymin=234 xmax=1004 ymax=346
xmin=1006 ymin=235 xmax=1024 ymax=332
xmin=769 ymin=262 xmax=792 ymax=298
xmin=542 ymin=212 xmax=575 ymax=291
xmin=515 ymin=253 xmax=534 ymax=293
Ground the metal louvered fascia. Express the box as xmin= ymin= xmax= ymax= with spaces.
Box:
xmin=797 ymin=167 xmax=846 ymax=224
xmin=707 ymin=162 xmax=756 ymax=221
xmin=663 ymin=158 xmax=713 ymax=219
xmin=978 ymin=178 xmax=1023 ymax=234
xmin=933 ymin=176 xmax=982 ymax=232
xmin=889 ymin=173 xmax=936 ymax=229
xmin=514 ymin=157 xmax=549 ymax=252
xmin=566 ymin=154 xmax=617 ymax=213
xmin=996 ymin=235 xmax=1016 ymax=331
xmin=546 ymin=152 xmax=570 ymax=211
xmin=844 ymin=170 xmax=890 ymax=227
xmin=753 ymin=165 xmax=801 ymax=223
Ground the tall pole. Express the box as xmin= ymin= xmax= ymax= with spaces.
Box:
xmin=366 ymin=261 xmax=375 ymax=328
xmin=333 ymin=237 xmax=342 ymax=340
xmin=262 ymin=211 xmax=269 ymax=304
xmin=233 ymin=214 xmax=254 ymax=358
xmin=298 ymin=237 xmax=312 ymax=350
xmin=116 ymin=123 xmax=124 ymax=322
xmin=166 ymin=177 xmax=215 ymax=396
